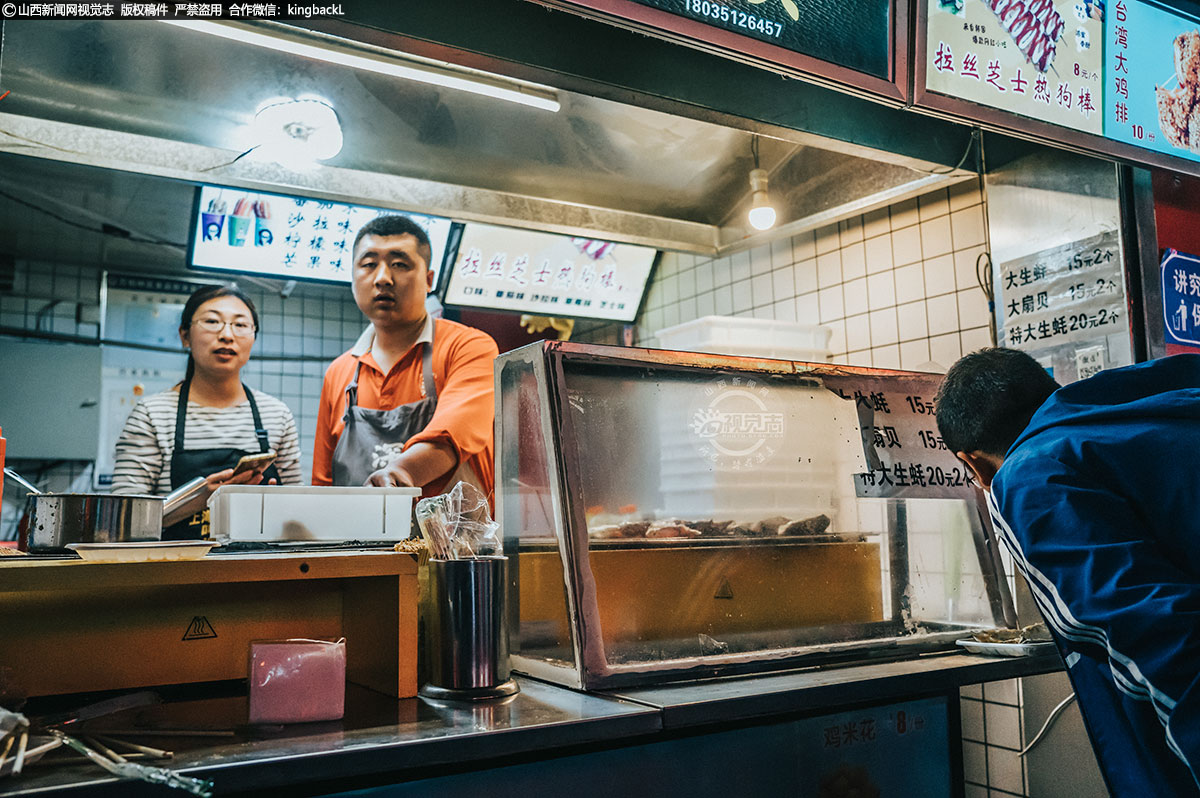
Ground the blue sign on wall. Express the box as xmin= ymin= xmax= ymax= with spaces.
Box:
xmin=1162 ymin=249 xmax=1200 ymax=347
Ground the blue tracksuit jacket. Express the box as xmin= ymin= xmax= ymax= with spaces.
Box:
xmin=987 ymin=354 xmax=1200 ymax=796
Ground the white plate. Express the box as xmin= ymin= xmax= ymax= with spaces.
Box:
xmin=66 ymin=541 xmax=217 ymax=562
xmin=956 ymin=638 xmax=1057 ymax=658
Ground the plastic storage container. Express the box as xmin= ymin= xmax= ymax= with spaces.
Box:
xmin=655 ymin=315 xmax=832 ymax=362
xmin=209 ymin=485 xmax=421 ymax=543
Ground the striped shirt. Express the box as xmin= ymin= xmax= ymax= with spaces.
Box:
xmin=112 ymin=387 xmax=302 ymax=495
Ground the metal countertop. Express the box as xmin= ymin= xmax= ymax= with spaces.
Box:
xmin=0 ymin=653 xmax=1061 ymax=796
xmin=603 ymin=652 xmax=1064 ymax=729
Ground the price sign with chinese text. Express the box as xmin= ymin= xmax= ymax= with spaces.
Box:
xmin=925 ymin=0 xmax=1104 ymax=135
xmin=795 ymin=696 xmax=952 ymax=798
xmin=822 ymin=373 xmax=976 ymax=500
xmin=997 ymin=230 xmax=1125 ymax=351
xmin=1104 ymin=1 xmax=1200 ymax=164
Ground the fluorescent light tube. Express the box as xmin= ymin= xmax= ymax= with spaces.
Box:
xmin=162 ymin=21 xmax=561 ymax=113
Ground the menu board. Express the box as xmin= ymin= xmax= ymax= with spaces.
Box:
xmin=1104 ymin=0 xmax=1200 ymax=163
xmin=442 ymin=223 xmax=657 ymax=323
xmin=818 ymin=373 xmax=975 ymax=500
xmin=997 ymin=231 xmax=1125 ymax=351
xmin=188 ymin=185 xmax=456 ymax=288
xmin=626 ymin=0 xmax=892 ymax=78
xmin=925 ymin=0 xmax=1104 ymax=135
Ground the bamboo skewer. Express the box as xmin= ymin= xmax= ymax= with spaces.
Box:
xmin=0 ymin=735 xmax=14 ymax=773
xmin=93 ymin=734 xmax=173 ymax=759
xmin=84 ymin=736 xmax=127 ymax=763
xmin=12 ymin=731 xmax=28 ymax=775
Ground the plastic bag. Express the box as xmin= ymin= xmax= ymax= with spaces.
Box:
xmin=414 ymin=482 xmax=500 ymax=560
xmin=248 ymin=638 xmax=346 ymax=725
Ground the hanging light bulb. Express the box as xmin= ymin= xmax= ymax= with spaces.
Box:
xmin=746 ymin=135 xmax=776 ymax=231
xmin=747 ymin=168 xmax=776 ymax=231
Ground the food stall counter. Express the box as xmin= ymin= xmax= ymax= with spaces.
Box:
xmin=0 ymin=652 xmax=1059 ymax=797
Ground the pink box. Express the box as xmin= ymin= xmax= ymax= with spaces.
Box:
xmin=248 ymin=638 xmax=346 ymax=725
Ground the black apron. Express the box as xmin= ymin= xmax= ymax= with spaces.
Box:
xmin=330 ymin=331 xmax=438 ymax=487
xmin=165 ymin=379 xmax=281 ymax=540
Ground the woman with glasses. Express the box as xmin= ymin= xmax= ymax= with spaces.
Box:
xmin=112 ymin=284 xmax=302 ymax=538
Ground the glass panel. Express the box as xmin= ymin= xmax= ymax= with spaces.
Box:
xmin=559 ymin=361 xmax=997 ymax=668
xmin=498 ymin=359 xmax=573 ymax=667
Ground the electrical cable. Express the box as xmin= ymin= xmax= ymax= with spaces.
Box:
xmin=914 ymin=128 xmax=981 ymax=176
xmin=976 ymin=250 xmax=998 ymax=346
xmin=33 ymin=299 xmax=62 ymax=333
xmin=1018 ymin=692 xmax=1077 ymax=757
xmin=0 ymin=126 xmax=93 ymax=156
xmin=0 ymin=186 xmax=186 ymax=249
xmin=196 ymin=145 xmax=260 ymax=173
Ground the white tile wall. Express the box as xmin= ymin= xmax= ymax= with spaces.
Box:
xmin=615 ymin=178 xmax=994 ymax=375
xmin=1 ymin=260 xmax=366 ymax=485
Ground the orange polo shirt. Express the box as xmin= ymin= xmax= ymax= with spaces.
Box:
xmin=312 ymin=317 xmax=499 ymax=500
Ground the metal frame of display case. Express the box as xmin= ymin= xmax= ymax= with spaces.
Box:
xmin=496 ymin=341 xmax=1018 ymax=691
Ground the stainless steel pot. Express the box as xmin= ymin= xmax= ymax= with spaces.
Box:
xmin=4 ymin=468 xmax=208 ymax=551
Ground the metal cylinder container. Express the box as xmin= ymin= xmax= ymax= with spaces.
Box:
xmin=420 ymin=556 xmax=519 ymax=701
xmin=25 ymin=493 xmax=164 ymax=550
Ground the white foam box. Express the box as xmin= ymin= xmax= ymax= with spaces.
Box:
xmin=209 ymin=485 xmax=421 ymax=543
xmin=655 ymin=315 xmax=832 ymax=362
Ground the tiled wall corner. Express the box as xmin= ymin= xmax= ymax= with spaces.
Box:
xmin=628 ymin=177 xmax=995 ymax=373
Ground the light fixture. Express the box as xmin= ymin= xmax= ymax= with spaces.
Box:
xmin=747 ymin=168 xmax=777 ymax=231
xmin=250 ymin=95 xmax=343 ymax=168
xmin=747 ymin=135 xmax=777 ymax=231
xmin=162 ymin=21 xmax=561 ymax=113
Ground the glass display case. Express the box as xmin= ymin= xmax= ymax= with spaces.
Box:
xmin=496 ymin=342 xmax=1016 ymax=690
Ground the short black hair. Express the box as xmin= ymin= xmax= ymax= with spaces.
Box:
xmin=935 ymin=347 xmax=1060 ymax=457
xmin=352 ymin=215 xmax=432 ymax=268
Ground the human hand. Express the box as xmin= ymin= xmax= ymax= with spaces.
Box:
xmin=365 ymin=462 xmax=418 ymax=488
xmin=203 ymin=466 xmax=266 ymax=494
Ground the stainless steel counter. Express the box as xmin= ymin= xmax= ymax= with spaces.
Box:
xmin=603 ymin=651 xmax=1064 ymax=729
xmin=0 ymin=652 xmax=1060 ymax=796
xmin=0 ymin=678 xmax=658 ymax=797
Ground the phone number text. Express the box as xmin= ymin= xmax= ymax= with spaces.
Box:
xmin=683 ymin=0 xmax=783 ymax=37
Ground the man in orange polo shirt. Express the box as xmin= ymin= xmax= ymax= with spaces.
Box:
xmin=312 ymin=215 xmax=498 ymax=499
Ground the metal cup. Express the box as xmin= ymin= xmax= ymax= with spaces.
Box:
xmin=420 ymin=556 xmax=519 ymax=701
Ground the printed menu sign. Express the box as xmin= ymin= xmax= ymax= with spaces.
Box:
xmin=821 ymin=373 xmax=976 ymax=501
xmin=189 ymin=185 xmax=455 ymax=287
xmin=926 ymin=0 xmax=1105 ymax=135
xmin=1103 ymin=0 xmax=1200 ymax=163
xmin=997 ymin=230 xmax=1125 ymax=350
xmin=443 ymin=223 xmax=657 ymax=323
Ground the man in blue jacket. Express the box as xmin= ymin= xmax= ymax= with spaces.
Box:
xmin=935 ymin=347 xmax=1200 ymax=797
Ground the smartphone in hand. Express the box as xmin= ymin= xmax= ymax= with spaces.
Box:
xmin=232 ymin=451 xmax=277 ymax=477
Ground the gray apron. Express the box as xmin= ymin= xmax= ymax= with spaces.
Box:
xmin=331 ymin=332 xmax=438 ymax=487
